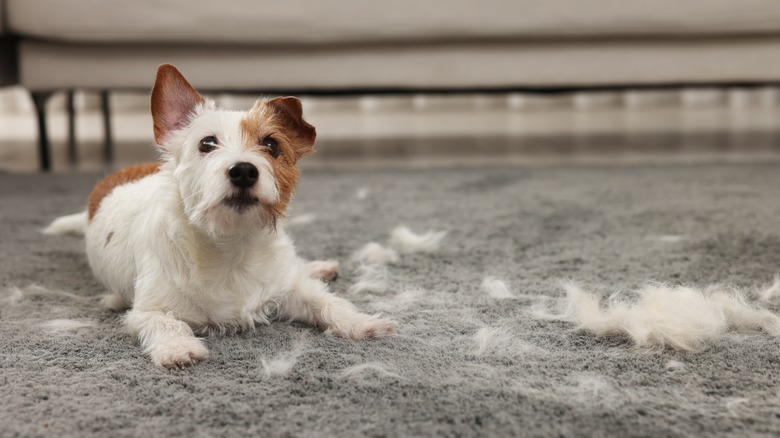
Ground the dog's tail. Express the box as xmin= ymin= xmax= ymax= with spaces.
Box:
xmin=43 ymin=211 xmax=88 ymax=236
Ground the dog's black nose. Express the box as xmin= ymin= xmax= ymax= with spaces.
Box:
xmin=228 ymin=162 xmax=259 ymax=188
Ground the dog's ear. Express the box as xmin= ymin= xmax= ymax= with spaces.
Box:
xmin=151 ymin=64 xmax=204 ymax=144
xmin=267 ymin=97 xmax=316 ymax=157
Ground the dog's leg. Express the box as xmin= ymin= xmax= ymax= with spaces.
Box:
xmin=278 ymin=277 xmax=396 ymax=340
xmin=124 ymin=309 xmax=209 ymax=369
xmin=306 ymin=259 xmax=339 ymax=283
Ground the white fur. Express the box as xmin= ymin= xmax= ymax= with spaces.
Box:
xmin=45 ymin=97 xmax=395 ymax=369
xmin=42 ymin=212 xmax=87 ymax=236
xmin=260 ymin=337 xmax=311 ymax=379
xmin=356 ymin=187 xmax=369 ymax=200
xmin=388 ymin=226 xmax=446 ymax=254
xmin=339 ymin=362 xmax=401 ymax=380
xmin=657 ymin=235 xmax=686 ymax=243
xmin=666 ymin=360 xmax=685 ymax=370
xmin=260 ymin=355 xmax=299 ymax=379
xmin=468 ymin=325 xmax=536 ymax=357
xmin=41 ymin=319 xmax=96 ymax=333
xmin=349 ymin=264 xmax=389 ymax=294
xmin=3 ymin=284 xmax=84 ymax=302
xmin=480 ymin=277 xmax=516 ymax=299
xmin=288 ymin=213 xmax=317 ymax=226
xmin=347 ymin=242 xmax=397 ymax=294
xmin=472 ymin=327 xmax=509 ymax=356
xmin=542 ymin=282 xmax=780 ymax=351
xmin=2 ymin=286 xmax=24 ymax=305
xmin=761 ymin=275 xmax=780 ymax=302
xmin=369 ymin=287 xmax=425 ymax=312
xmin=350 ymin=242 xmax=399 ymax=266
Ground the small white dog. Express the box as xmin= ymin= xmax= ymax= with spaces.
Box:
xmin=45 ymin=64 xmax=395 ymax=369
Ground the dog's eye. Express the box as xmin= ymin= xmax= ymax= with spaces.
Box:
xmin=261 ymin=136 xmax=279 ymax=158
xmin=199 ymin=136 xmax=218 ymax=154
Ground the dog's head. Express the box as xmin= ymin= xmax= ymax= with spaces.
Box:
xmin=151 ymin=64 xmax=315 ymax=236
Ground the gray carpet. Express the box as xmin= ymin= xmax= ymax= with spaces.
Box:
xmin=3 ymin=163 xmax=780 ymax=437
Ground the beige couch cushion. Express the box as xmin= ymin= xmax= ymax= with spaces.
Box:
xmin=19 ymin=37 xmax=780 ymax=91
xmin=8 ymin=0 xmax=780 ymax=45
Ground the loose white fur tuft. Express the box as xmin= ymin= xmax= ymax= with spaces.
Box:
xmin=481 ymin=277 xmax=516 ymax=299
xmin=356 ymin=187 xmax=369 ymax=200
xmin=3 ymin=284 xmax=84 ymax=303
xmin=42 ymin=212 xmax=88 ymax=236
xmin=339 ymin=362 xmax=401 ymax=380
xmin=761 ymin=275 xmax=780 ymax=302
xmin=288 ymin=213 xmax=317 ymax=226
xmin=260 ymin=337 xmax=311 ymax=379
xmin=348 ymin=242 xmax=397 ymax=294
xmin=472 ymin=327 xmax=510 ymax=356
xmin=348 ymin=264 xmax=389 ymax=294
xmin=346 ymin=226 xmax=444 ymax=295
xmin=666 ymin=360 xmax=686 ymax=370
xmin=369 ymin=287 xmax=425 ymax=313
xmin=468 ymin=325 xmax=536 ymax=357
xmin=41 ymin=319 xmax=96 ymax=333
xmin=657 ymin=235 xmax=686 ymax=243
xmin=260 ymin=355 xmax=299 ymax=379
xmin=351 ymin=242 xmax=399 ymax=266
xmin=388 ymin=226 xmax=446 ymax=254
xmin=538 ymin=282 xmax=780 ymax=351
xmin=2 ymin=286 xmax=24 ymax=305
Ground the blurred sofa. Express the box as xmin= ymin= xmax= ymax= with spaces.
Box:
xmin=4 ymin=0 xmax=780 ymax=169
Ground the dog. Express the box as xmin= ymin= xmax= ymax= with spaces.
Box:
xmin=45 ymin=64 xmax=396 ymax=369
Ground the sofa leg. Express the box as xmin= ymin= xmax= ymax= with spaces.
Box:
xmin=31 ymin=91 xmax=53 ymax=172
xmin=66 ymin=89 xmax=77 ymax=167
xmin=100 ymin=90 xmax=113 ymax=166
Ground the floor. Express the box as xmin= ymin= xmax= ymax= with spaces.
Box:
xmin=2 ymin=88 xmax=780 ymax=172
xmin=4 ymin=163 xmax=780 ymax=436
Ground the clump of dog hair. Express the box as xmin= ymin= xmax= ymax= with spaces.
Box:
xmin=338 ymin=362 xmax=401 ymax=380
xmin=4 ymin=284 xmax=84 ymax=303
xmin=657 ymin=235 xmax=686 ymax=243
xmin=2 ymin=286 xmax=25 ymax=305
xmin=260 ymin=336 xmax=311 ymax=379
xmin=356 ymin=187 xmax=369 ymax=200
xmin=288 ymin=213 xmax=317 ymax=226
xmin=348 ymin=242 xmax=397 ymax=294
xmin=761 ymin=275 xmax=780 ymax=302
xmin=351 ymin=242 xmax=399 ymax=266
xmin=41 ymin=319 xmax=96 ymax=333
xmin=472 ymin=327 xmax=511 ymax=356
xmin=369 ymin=287 xmax=425 ymax=313
xmin=468 ymin=325 xmax=536 ymax=357
xmin=665 ymin=360 xmax=686 ymax=370
xmin=388 ymin=226 xmax=446 ymax=254
xmin=480 ymin=277 xmax=516 ymax=299
xmin=348 ymin=264 xmax=389 ymax=294
xmin=347 ymin=226 xmax=445 ymax=295
xmin=538 ymin=281 xmax=780 ymax=351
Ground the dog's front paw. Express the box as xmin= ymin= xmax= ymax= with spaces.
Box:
xmin=151 ymin=337 xmax=209 ymax=369
xmin=327 ymin=313 xmax=396 ymax=340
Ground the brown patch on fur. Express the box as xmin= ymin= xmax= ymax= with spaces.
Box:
xmin=240 ymin=97 xmax=316 ymax=216
xmin=105 ymin=231 xmax=114 ymax=246
xmin=88 ymin=162 xmax=161 ymax=221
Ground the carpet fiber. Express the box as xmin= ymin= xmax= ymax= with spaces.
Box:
xmin=3 ymin=163 xmax=780 ymax=437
